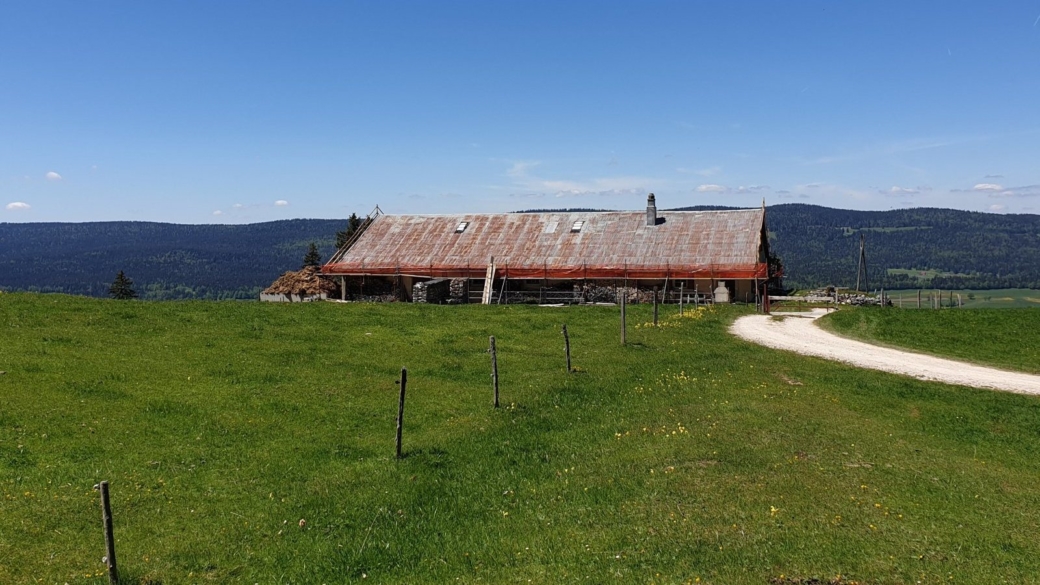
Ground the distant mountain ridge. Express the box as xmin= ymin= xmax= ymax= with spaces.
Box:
xmin=0 ymin=219 xmax=344 ymax=299
xmin=749 ymin=204 xmax=1040 ymax=290
xmin=1 ymin=204 xmax=1038 ymax=299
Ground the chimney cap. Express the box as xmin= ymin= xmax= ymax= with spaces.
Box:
xmin=648 ymin=193 xmax=655 ymax=202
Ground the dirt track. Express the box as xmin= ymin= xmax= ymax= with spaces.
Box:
xmin=730 ymin=308 xmax=1040 ymax=396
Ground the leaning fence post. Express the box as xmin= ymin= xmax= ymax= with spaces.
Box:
xmin=395 ymin=368 xmax=407 ymax=459
xmin=98 ymin=481 xmax=119 ymax=584
xmin=653 ymin=286 xmax=659 ymax=327
xmin=562 ymin=324 xmax=572 ymax=372
xmin=620 ymin=293 xmax=627 ymax=345
xmin=489 ymin=336 xmax=499 ymax=408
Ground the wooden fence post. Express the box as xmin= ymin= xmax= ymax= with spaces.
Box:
xmin=620 ymin=293 xmax=627 ymax=345
xmin=395 ymin=368 xmax=407 ymax=459
xmin=653 ymin=286 xmax=659 ymax=326
xmin=562 ymin=325 xmax=572 ymax=373
xmin=917 ymin=289 xmax=921 ymax=309
xmin=489 ymin=336 xmax=499 ymax=408
xmin=679 ymin=283 xmax=684 ymax=316
xmin=99 ymin=481 xmax=119 ymax=584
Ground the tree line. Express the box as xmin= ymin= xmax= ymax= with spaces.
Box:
xmin=2 ymin=205 xmax=1038 ymax=299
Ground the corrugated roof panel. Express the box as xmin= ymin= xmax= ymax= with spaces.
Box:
xmin=323 ymin=208 xmax=767 ymax=279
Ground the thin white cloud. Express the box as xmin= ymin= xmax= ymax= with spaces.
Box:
xmin=737 ymin=185 xmax=770 ymax=193
xmin=884 ymin=186 xmax=921 ymax=195
xmin=6 ymin=201 xmax=31 ymax=211
xmin=799 ymin=134 xmax=1005 ymax=166
xmin=986 ymin=185 xmax=1040 ymax=198
xmin=553 ymin=188 xmax=643 ymax=199
xmin=693 ymin=184 xmax=769 ymax=195
xmin=984 ymin=174 xmax=1004 ymax=179
xmin=989 ymin=204 xmax=1006 ymax=212
xmin=973 ymin=183 xmax=1003 ymax=191
xmin=232 ymin=203 xmax=244 ymax=209
xmin=45 ymin=171 xmax=62 ymax=181
xmin=274 ymin=200 xmax=289 ymax=206
xmin=689 ymin=166 xmax=722 ymax=177
xmin=506 ymin=160 xmax=540 ymax=179
xmin=212 ymin=210 xmax=223 ymax=216
xmin=695 ymin=184 xmax=727 ymax=193
xmin=505 ymin=161 xmax=658 ymax=199
xmin=790 ymin=182 xmax=876 ymax=202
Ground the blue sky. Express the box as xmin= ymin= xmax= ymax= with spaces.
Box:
xmin=3 ymin=1 xmax=1040 ymax=223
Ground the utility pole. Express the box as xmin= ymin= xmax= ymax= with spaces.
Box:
xmin=855 ymin=233 xmax=868 ymax=292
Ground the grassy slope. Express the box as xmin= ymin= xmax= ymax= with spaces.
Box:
xmin=4 ymin=295 xmax=1040 ymax=584
xmin=820 ymin=307 xmax=1040 ymax=375
xmin=883 ymin=289 xmax=1040 ymax=310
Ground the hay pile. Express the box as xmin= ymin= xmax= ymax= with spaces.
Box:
xmin=263 ymin=266 xmax=336 ymax=296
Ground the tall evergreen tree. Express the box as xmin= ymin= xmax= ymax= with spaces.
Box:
xmin=109 ymin=270 xmax=137 ymax=300
xmin=302 ymin=242 xmax=321 ymax=269
xmin=335 ymin=213 xmax=363 ymax=249
xmin=767 ymin=251 xmax=785 ymax=290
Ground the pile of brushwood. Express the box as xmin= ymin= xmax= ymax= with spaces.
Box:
xmin=263 ymin=266 xmax=336 ymax=297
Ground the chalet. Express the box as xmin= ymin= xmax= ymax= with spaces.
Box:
xmin=321 ymin=195 xmax=771 ymax=304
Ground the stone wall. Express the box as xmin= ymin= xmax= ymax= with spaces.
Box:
xmin=448 ymin=278 xmax=468 ymax=304
xmin=413 ymin=278 xmax=451 ymax=303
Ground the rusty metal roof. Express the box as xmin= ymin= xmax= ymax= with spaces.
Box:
xmin=323 ymin=208 xmax=767 ymax=280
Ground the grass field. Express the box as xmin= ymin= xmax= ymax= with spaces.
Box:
xmin=884 ymin=269 xmax=971 ymax=281
xmin=884 ymin=288 xmax=1040 ymax=309
xmin=4 ymin=294 xmax=1040 ymax=583
xmin=819 ymin=307 xmax=1040 ymax=375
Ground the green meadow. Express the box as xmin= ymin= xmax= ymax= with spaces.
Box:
xmin=820 ymin=307 xmax=1040 ymax=375
xmin=4 ymin=294 xmax=1040 ymax=584
xmin=883 ymin=288 xmax=1040 ymax=309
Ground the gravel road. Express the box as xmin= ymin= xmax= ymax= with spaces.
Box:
xmin=730 ymin=308 xmax=1040 ymax=395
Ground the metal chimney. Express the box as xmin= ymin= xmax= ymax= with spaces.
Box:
xmin=646 ymin=193 xmax=657 ymax=226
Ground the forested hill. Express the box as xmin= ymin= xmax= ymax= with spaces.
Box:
xmin=757 ymin=205 xmax=1040 ymax=290
xmin=0 ymin=219 xmax=344 ymax=299
xmin=1 ymin=205 xmax=1038 ymax=299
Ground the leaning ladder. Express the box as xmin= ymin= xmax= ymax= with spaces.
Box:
xmin=482 ymin=257 xmax=496 ymax=305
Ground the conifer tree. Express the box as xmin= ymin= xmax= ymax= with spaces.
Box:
xmin=109 ymin=270 xmax=137 ymax=300
xmin=302 ymin=242 xmax=321 ymax=269
xmin=335 ymin=213 xmax=362 ymax=249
